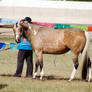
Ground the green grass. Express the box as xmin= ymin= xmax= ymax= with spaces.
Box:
xmin=0 ymin=36 xmax=92 ymax=92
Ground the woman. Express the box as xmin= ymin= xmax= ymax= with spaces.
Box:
xmin=13 ymin=17 xmax=33 ymax=77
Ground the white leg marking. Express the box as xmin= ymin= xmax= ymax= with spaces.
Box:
xmin=88 ymin=68 xmax=91 ymax=82
xmin=33 ymin=72 xmax=37 ymax=79
xmin=40 ymin=69 xmax=44 ymax=80
xmin=69 ymin=67 xmax=76 ymax=81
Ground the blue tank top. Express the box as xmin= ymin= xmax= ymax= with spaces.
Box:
xmin=17 ymin=37 xmax=32 ymax=50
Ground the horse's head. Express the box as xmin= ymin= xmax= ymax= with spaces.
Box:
xmin=13 ymin=23 xmax=22 ymax=43
xmin=14 ymin=22 xmax=31 ymax=43
xmin=20 ymin=23 xmax=39 ymax=36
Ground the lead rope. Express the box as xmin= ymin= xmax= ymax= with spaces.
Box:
xmin=53 ymin=55 xmax=56 ymax=67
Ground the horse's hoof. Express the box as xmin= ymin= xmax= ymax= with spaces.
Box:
xmin=33 ymin=76 xmax=36 ymax=79
xmin=68 ymin=79 xmax=72 ymax=82
xmin=88 ymin=79 xmax=91 ymax=82
xmin=40 ymin=77 xmax=43 ymax=80
xmin=40 ymin=78 xmax=43 ymax=80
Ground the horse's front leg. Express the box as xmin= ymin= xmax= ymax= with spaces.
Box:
xmin=33 ymin=50 xmax=44 ymax=80
xmin=33 ymin=57 xmax=40 ymax=79
xmin=39 ymin=54 xmax=44 ymax=80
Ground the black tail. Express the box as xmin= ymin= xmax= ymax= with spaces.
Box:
xmin=81 ymin=32 xmax=89 ymax=80
xmin=81 ymin=53 xmax=88 ymax=79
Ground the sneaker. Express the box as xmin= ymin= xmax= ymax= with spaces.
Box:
xmin=13 ymin=73 xmax=21 ymax=77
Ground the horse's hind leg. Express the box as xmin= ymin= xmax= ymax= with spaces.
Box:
xmin=39 ymin=53 xmax=44 ymax=80
xmin=88 ymin=57 xmax=91 ymax=82
xmin=69 ymin=53 xmax=79 ymax=81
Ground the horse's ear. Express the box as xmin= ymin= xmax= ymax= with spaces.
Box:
xmin=20 ymin=23 xmax=29 ymax=29
xmin=0 ymin=24 xmax=14 ymax=28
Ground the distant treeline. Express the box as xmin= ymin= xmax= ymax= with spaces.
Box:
xmin=67 ymin=0 xmax=92 ymax=1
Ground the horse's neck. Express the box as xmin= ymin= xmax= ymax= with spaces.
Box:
xmin=23 ymin=31 xmax=32 ymax=48
xmin=29 ymin=24 xmax=40 ymax=36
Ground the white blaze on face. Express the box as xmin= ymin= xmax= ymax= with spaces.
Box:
xmin=14 ymin=24 xmax=19 ymax=41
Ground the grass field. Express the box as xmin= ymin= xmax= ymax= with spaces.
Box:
xmin=0 ymin=36 xmax=92 ymax=92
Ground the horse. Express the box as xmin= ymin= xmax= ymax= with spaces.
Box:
xmin=0 ymin=23 xmax=91 ymax=82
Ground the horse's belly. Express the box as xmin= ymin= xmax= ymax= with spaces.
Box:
xmin=43 ymin=47 xmax=69 ymax=54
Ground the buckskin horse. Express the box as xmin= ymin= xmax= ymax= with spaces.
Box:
xmin=0 ymin=23 xmax=91 ymax=82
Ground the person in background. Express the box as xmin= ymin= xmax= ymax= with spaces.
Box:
xmin=13 ymin=17 xmax=33 ymax=78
